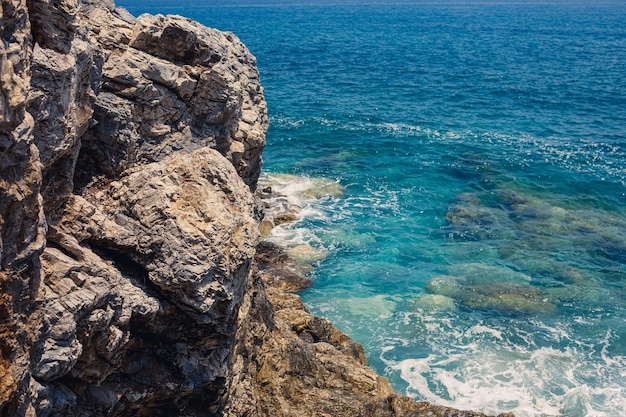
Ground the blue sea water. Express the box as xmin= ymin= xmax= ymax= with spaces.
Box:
xmin=118 ymin=1 xmax=626 ymax=415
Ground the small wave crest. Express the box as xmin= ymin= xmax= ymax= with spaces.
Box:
xmin=258 ymin=172 xmax=344 ymax=250
xmin=382 ymin=316 xmax=626 ymax=417
xmin=258 ymin=172 xmax=407 ymax=251
xmin=270 ymin=114 xmax=626 ymax=188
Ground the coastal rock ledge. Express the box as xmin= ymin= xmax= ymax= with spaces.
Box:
xmin=0 ymin=1 xmax=513 ymax=416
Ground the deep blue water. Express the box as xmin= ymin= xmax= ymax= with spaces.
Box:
xmin=118 ymin=1 xmax=626 ymax=415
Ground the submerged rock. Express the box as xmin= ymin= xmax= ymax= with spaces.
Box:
xmin=462 ymin=282 xmax=555 ymax=315
xmin=447 ymin=263 xmax=532 ymax=286
xmin=444 ymin=192 xmax=515 ymax=241
xmin=426 ymin=264 xmax=555 ymax=315
xmin=344 ymin=294 xmax=397 ymax=319
xmin=443 ymin=184 xmax=626 ymax=316
xmin=414 ymin=293 xmax=458 ymax=313
xmin=285 ymin=243 xmax=328 ymax=264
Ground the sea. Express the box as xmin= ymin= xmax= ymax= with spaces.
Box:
xmin=116 ymin=1 xmax=626 ymax=416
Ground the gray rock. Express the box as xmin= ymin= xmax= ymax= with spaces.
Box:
xmin=27 ymin=0 xmax=78 ymax=54
xmin=76 ymin=9 xmax=267 ymax=191
xmin=28 ymin=30 xmax=103 ymax=223
xmin=2 ymin=0 xmax=264 ymax=414
xmin=30 ymin=147 xmax=257 ymax=414
xmin=1 ymin=1 xmax=45 ymax=413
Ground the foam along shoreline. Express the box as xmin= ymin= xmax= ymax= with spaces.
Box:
xmin=256 ymin=172 xmax=345 ymax=261
xmin=251 ymin=172 xmax=517 ymax=417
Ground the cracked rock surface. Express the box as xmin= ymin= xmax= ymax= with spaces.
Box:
xmin=2 ymin=0 xmax=263 ymax=414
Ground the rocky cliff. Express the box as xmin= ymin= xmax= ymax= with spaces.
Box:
xmin=0 ymin=1 xmax=512 ymax=416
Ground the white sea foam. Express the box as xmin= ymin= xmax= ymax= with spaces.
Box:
xmin=381 ymin=317 xmax=626 ymax=417
xmin=466 ymin=324 xmax=503 ymax=340
xmin=269 ymin=114 xmax=305 ymax=128
xmin=388 ymin=348 xmax=562 ymax=416
xmin=259 ymin=172 xmax=344 ymax=249
xmin=260 ymin=172 xmax=344 ymax=206
xmin=269 ymin=223 xmax=323 ymax=248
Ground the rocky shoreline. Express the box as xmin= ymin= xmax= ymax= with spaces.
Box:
xmin=1 ymin=0 xmax=513 ymax=415
xmin=231 ymin=184 xmax=516 ymax=417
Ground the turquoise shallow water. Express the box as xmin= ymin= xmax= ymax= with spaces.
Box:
xmin=120 ymin=2 xmax=626 ymax=415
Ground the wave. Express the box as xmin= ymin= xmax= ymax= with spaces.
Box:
xmin=380 ymin=315 xmax=626 ymax=417
xmin=269 ymin=114 xmax=626 ymax=188
xmin=257 ymin=172 xmax=344 ymax=248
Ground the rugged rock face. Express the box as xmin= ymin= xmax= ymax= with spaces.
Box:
xmin=76 ymin=1 xmax=266 ymax=192
xmin=31 ymin=147 xmax=258 ymax=416
xmin=2 ymin=0 xmax=264 ymax=415
xmin=1 ymin=0 xmax=43 ymax=411
xmin=0 ymin=0 xmax=513 ymax=416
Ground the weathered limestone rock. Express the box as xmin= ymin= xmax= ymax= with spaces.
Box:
xmin=2 ymin=0 xmax=265 ymax=414
xmin=88 ymin=148 xmax=258 ymax=324
xmin=1 ymin=0 xmax=31 ymax=130
xmin=76 ymin=6 xmax=267 ymax=191
xmin=1 ymin=0 xmax=40 ymax=267
xmin=28 ymin=27 xmax=102 ymax=224
xmin=28 ymin=148 xmax=258 ymax=415
xmin=1 ymin=1 xmax=43 ymax=414
xmin=26 ymin=0 xmax=78 ymax=54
